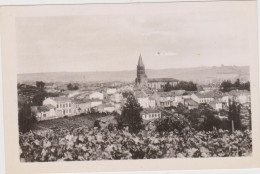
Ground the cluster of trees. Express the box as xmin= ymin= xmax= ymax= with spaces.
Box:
xmin=164 ymin=81 xmax=197 ymax=92
xmin=36 ymin=81 xmax=45 ymax=89
xmin=175 ymin=102 xmax=244 ymax=132
xmin=67 ymin=83 xmax=79 ymax=90
xmin=220 ymin=79 xmax=250 ymax=92
xmin=18 ymin=103 xmax=36 ymax=133
xmin=114 ymin=92 xmax=246 ymax=135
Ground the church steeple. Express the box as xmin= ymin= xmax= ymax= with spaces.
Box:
xmin=138 ymin=54 xmax=144 ymax=67
xmin=135 ymin=54 xmax=148 ymax=88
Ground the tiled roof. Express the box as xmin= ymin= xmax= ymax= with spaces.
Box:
xmin=158 ymin=91 xmax=176 ymax=97
xmin=148 ymin=78 xmax=178 ymax=82
xmin=51 ymin=97 xmax=71 ymax=103
xmin=184 ymin=99 xmax=199 ymax=106
xmin=37 ymin=106 xmax=50 ymax=112
xmin=45 ymin=104 xmax=56 ymax=109
xmin=194 ymin=91 xmax=223 ymax=98
xmin=141 ymin=108 xmax=161 ymax=114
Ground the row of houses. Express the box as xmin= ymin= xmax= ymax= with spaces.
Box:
xmin=135 ymin=89 xmax=250 ymax=111
xmin=31 ymin=82 xmax=250 ymax=122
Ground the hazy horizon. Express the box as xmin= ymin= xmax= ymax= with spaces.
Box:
xmin=17 ymin=64 xmax=249 ymax=75
xmin=16 ymin=1 xmax=256 ymax=74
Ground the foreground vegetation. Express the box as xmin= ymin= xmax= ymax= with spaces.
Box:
xmin=19 ymin=126 xmax=252 ymax=162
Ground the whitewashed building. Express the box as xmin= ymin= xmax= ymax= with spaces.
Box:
xmin=89 ymin=91 xmax=104 ymax=100
xmin=141 ymin=109 xmax=162 ymax=121
xmin=43 ymin=97 xmax=73 ymax=117
xmin=31 ymin=105 xmax=57 ymax=121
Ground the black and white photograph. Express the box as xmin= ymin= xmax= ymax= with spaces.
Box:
xmin=16 ymin=1 xmax=254 ymax=161
xmin=1 ymin=0 xmax=260 ymax=173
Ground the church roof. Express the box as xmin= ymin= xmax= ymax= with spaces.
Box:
xmin=138 ymin=54 xmax=144 ymax=67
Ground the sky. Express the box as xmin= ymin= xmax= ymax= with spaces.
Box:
xmin=16 ymin=1 xmax=257 ymax=74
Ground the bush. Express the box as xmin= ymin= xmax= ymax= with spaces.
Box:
xmin=19 ymin=127 xmax=252 ymax=162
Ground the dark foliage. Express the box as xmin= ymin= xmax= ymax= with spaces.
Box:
xmin=228 ymin=100 xmax=242 ymax=131
xmin=93 ymin=120 xmax=101 ymax=129
xmin=67 ymin=83 xmax=79 ymax=90
xmin=120 ymin=93 xmax=143 ymax=133
xmin=36 ymin=81 xmax=45 ymax=89
xmin=164 ymin=81 xmax=197 ymax=92
xmin=220 ymin=79 xmax=250 ymax=92
xmin=18 ymin=103 xmax=36 ymax=133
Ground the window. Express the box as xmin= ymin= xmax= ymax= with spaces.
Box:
xmin=63 ymin=104 xmax=65 ymax=108
xmin=57 ymin=104 xmax=59 ymax=108
xmin=66 ymin=103 xmax=68 ymax=107
xmin=69 ymin=103 xmax=71 ymax=107
xmin=43 ymin=114 xmax=46 ymax=117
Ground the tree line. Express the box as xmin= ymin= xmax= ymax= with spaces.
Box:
xmin=164 ymin=81 xmax=197 ymax=92
xmin=219 ymin=79 xmax=250 ymax=92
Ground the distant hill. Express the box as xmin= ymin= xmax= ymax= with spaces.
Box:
xmin=17 ymin=66 xmax=249 ymax=85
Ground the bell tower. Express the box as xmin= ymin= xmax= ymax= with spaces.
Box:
xmin=135 ymin=54 xmax=148 ymax=87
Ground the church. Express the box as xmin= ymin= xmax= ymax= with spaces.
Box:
xmin=135 ymin=54 xmax=179 ymax=90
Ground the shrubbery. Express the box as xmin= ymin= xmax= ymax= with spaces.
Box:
xmin=19 ymin=126 xmax=252 ymax=162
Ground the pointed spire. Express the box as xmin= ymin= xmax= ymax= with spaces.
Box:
xmin=138 ymin=54 xmax=144 ymax=67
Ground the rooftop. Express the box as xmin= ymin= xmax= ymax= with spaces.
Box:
xmin=148 ymin=78 xmax=179 ymax=83
xmin=50 ymin=97 xmax=71 ymax=103
xmin=141 ymin=108 xmax=161 ymax=114
xmin=184 ymin=99 xmax=199 ymax=106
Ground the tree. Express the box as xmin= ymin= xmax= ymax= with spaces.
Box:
xmin=219 ymin=80 xmax=233 ymax=92
xmin=163 ymin=81 xmax=197 ymax=92
xmin=18 ymin=103 xmax=36 ymax=133
xmin=93 ymin=120 xmax=101 ymax=129
xmin=32 ymin=91 xmax=48 ymax=106
xmin=67 ymin=83 xmax=79 ymax=90
xmin=176 ymin=103 xmax=189 ymax=116
xmin=220 ymin=79 xmax=250 ymax=92
xmin=228 ymin=100 xmax=242 ymax=131
xmin=36 ymin=81 xmax=45 ymax=89
xmin=120 ymin=93 xmax=143 ymax=133
xmin=234 ymin=78 xmax=241 ymax=88
xmin=164 ymin=82 xmax=174 ymax=92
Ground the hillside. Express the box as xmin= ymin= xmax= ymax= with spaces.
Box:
xmin=17 ymin=66 xmax=249 ymax=85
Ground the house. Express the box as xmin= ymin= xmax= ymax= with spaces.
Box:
xmin=135 ymin=91 xmax=155 ymax=108
xmin=44 ymin=82 xmax=56 ymax=89
xmin=72 ymin=99 xmax=91 ymax=114
xmin=191 ymin=92 xmax=215 ymax=104
xmin=141 ymin=109 xmax=162 ymax=121
xmin=155 ymin=91 xmax=177 ymax=107
xmin=31 ymin=105 xmax=56 ymax=121
xmin=183 ymin=99 xmax=199 ymax=110
xmin=228 ymin=90 xmax=250 ymax=104
xmin=88 ymin=99 xmax=103 ymax=108
xmin=147 ymin=78 xmax=179 ymax=90
xmin=89 ymin=91 xmax=104 ymax=100
xmin=148 ymin=96 xmax=156 ymax=108
xmin=106 ymin=88 xmax=117 ymax=95
xmin=201 ymin=84 xmax=219 ymax=92
xmin=110 ymin=93 xmax=123 ymax=103
xmin=135 ymin=91 xmax=150 ymax=108
xmin=43 ymin=97 xmax=73 ymax=117
xmin=95 ymin=103 xmax=115 ymax=113
xmin=209 ymin=100 xmax=223 ymax=111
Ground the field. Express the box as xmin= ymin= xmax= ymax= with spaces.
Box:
xmin=32 ymin=114 xmax=116 ymax=131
